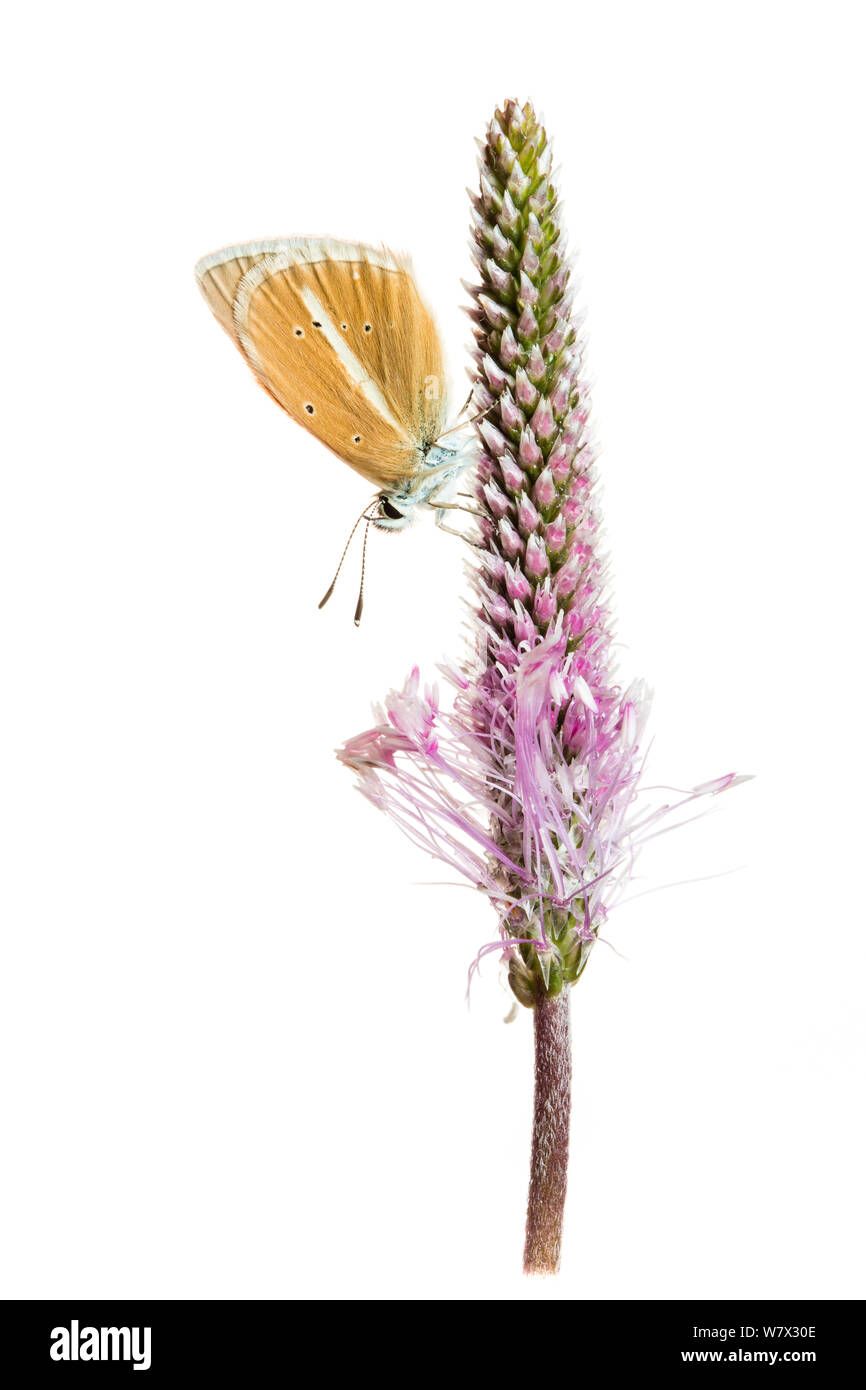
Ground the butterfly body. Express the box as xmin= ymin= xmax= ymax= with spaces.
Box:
xmin=195 ymin=236 xmax=474 ymax=531
xmin=373 ymin=442 xmax=473 ymax=531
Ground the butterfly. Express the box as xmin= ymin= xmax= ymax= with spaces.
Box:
xmin=195 ymin=238 xmax=476 ymax=612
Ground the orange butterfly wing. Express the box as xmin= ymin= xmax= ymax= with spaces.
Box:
xmin=196 ymin=238 xmax=446 ymax=490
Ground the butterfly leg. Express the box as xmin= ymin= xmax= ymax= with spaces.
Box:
xmin=432 ymin=501 xmax=484 ymax=545
xmin=432 ymin=499 xmax=485 ymax=519
xmin=435 ymin=516 xmax=483 ymax=546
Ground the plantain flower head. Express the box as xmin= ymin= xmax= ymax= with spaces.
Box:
xmin=339 ymin=100 xmax=744 ymax=1007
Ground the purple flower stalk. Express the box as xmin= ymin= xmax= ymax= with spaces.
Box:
xmin=339 ymin=100 xmax=745 ymax=1275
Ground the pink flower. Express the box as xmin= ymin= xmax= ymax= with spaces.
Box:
xmin=338 ymin=101 xmax=745 ymax=1011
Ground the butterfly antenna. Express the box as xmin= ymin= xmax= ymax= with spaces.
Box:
xmin=353 ymin=520 xmax=371 ymax=627
xmin=318 ymin=504 xmax=374 ymax=610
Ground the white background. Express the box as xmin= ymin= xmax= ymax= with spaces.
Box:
xmin=2 ymin=1 xmax=863 ymax=1301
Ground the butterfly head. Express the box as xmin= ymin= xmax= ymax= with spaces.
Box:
xmin=372 ymin=495 xmax=413 ymax=532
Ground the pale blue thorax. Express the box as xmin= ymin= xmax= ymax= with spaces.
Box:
xmin=374 ymin=442 xmax=475 ymax=532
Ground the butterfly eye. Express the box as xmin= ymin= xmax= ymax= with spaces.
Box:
xmin=379 ymin=498 xmax=404 ymax=521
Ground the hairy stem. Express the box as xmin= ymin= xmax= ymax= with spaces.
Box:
xmin=523 ymin=989 xmax=572 ymax=1275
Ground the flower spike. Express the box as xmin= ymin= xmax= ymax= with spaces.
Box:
xmin=338 ymin=99 xmax=745 ymax=1276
